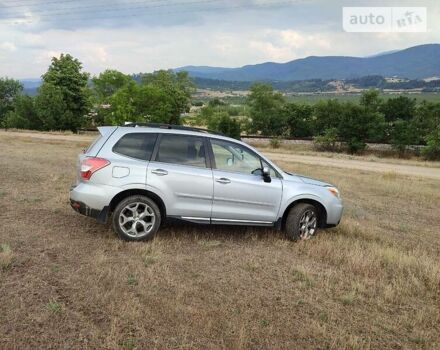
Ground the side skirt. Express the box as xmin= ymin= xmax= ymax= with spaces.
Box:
xmin=168 ymin=216 xmax=276 ymax=227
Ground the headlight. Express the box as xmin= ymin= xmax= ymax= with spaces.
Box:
xmin=327 ymin=186 xmax=340 ymax=198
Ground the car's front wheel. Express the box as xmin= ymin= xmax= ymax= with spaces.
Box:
xmin=112 ymin=195 xmax=161 ymax=241
xmin=285 ymin=203 xmax=318 ymax=241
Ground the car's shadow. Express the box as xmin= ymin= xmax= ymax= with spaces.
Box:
xmin=85 ymin=217 xmax=286 ymax=242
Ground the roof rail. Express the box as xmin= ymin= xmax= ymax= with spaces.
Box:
xmin=122 ymin=122 xmax=225 ymax=136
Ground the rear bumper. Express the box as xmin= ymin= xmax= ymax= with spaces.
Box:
xmin=70 ymin=199 xmax=109 ymax=223
xmin=69 ymin=182 xmax=116 ymax=223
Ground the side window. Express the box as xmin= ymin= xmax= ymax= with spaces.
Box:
xmin=112 ymin=133 xmax=158 ymax=161
xmin=211 ymin=139 xmax=262 ymax=175
xmin=156 ymin=134 xmax=207 ymax=168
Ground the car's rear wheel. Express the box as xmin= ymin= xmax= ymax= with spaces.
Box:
xmin=285 ymin=203 xmax=318 ymax=241
xmin=112 ymin=195 xmax=161 ymax=241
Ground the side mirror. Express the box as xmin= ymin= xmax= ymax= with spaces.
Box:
xmin=262 ymin=166 xmax=271 ymax=183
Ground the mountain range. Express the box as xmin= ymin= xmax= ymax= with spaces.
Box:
xmin=175 ymin=44 xmax=440 ymax=81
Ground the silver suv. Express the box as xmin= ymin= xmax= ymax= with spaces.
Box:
xmin=70 ymin=124 xmax=343 ymax=241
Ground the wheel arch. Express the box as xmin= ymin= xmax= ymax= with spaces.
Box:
xmin=280 ymin=198 xmax=327 ymax=230
xmin=109 ymin=188 xmax=167 ymax=219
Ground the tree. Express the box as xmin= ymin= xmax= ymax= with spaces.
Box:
xmin=107 ymin=80 xmax=184 ymax=125
xmin=35 ymin=83 xmax=68 ymax=131
xmin=380 ymin=96 xmax=416 ymax=122
xmin=140 ymin=70 xmax=195 ymax=124
xmin=91 ymin=69 xmax=132 ymax=100
xmin=422 ymin=125 xmax=440 ymax=160
xmin=5 ymin=95 xmax=40 ymax=130
xmin=359 ymin=89 xmax=382 ymax=112
xmin=338 ymin=102 xmax=386 ymax=154
xmin=313 ymin=99 xmax=345 ymax=135
xmin=412 ymin=101 xmax=440 ymax=144
xmin=90 ymin=70 xmax=133 ymax=127
xmin=207 ymin=111 xmax=241 ymax=139
xmin=282 ymin=103 xmax=314 ymax=138
xmin=40 ymin=53 xmax=90 ymax=132
xmin=389 ymin=119 xmax=417 ymax=156
xmin=0 ymin=78 xmax=23 ymax=127
xmin=247 ymin=83 xmax=285 ymax=135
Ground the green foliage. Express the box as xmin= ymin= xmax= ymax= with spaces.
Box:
xmin=140 ymin=70 xmax=195 ymax=124
xmin=314 ymin=128 xmax=339 ymax=152
xmin=389 ymin=119 xmax=417 ymax=155
xmin=247 ymin=83 xmax=285 ymax=136
xmin=359 ymin=89 xmax=382 ymax=112
xmin=207 ymin=111 xmax=241 ymax=139
xmin=422 ymin=125 xmax=440 ymax=160
xmin=380 ymin=96 xmax=416 ymax=122
xmin=313 ymin=99 xmax=345 ymax=134
xmin=92 ymin=69 xmax=131 ymax=100
xmin=4 ymin=95 xmax=39 ymax=129
xmin=208 ymin=98 xmax=226 ymax=107
xmin=411 ymin=101 xmax=440 ymax=144
xmin=35 ymin=83 xmax=69 ymax=131
xmin=0 ymin=78 xmax=22 ymax=127
xmin=40 ymin=54 xmax=90 ymax=132
xmin=282 ymin=102 xmax=314 ymax=137
xmin=192 ymin=101 xmax=204 ymax=107
xmin=338 ymin=102 xmax=385 ymax=154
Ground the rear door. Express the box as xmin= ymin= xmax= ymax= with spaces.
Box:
xmin=209 ymin=138 xmax=282 ymax=224
xmin=146 ymin=133 xmax=214 ymax=222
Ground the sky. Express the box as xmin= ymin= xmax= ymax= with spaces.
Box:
xmin=0 ymin=0 xmax=439 ymax=79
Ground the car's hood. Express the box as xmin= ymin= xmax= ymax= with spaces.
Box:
xmin=284 ymin=172 xmax=332 ymax=187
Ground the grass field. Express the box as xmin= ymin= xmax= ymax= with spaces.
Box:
xmin=1 ymin=133 xmax=440 ymax=349
xmin=215 ymin=91 xmax=440 ymax=105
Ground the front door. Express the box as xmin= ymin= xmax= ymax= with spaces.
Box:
xmin=146 ymin=134 xmax=213 ymax=222
xmin=209 ymin=138 xmax=282 ymax=224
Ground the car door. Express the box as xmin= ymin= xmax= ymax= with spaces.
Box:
xmin=209 ymin=138 xmax=283 ymax=224
xmin=146 ymin=133 xmax=213 ymax=222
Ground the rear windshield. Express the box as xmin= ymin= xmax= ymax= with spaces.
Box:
xmin=112 ymin=133 xmax=158 ymax=161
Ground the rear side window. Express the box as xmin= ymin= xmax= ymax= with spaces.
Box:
xmin=156 ymin=134 xmax=207 ymax=168
xmin=112 ymin=133 xmax=158 ymax=160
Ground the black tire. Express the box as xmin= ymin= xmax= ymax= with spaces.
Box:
xmin=285 ymin=203 xmax=319 ymax=241
xmin=112 ymin=195 xmax=161 ymax=241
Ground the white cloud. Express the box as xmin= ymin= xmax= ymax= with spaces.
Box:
xmin=0 ymin=41 xmax=17 ymax=52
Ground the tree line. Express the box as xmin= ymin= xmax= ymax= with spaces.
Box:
xmin=1 ymin=54 xmax=439 ymax=160
xmin=0 ymin=54 xmax=195 ymax=133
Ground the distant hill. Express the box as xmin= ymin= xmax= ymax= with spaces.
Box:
xmin=20 ymin=79 xmax=41 ymax=95
xmin=175 ymin=44 xmax=440 ymax=81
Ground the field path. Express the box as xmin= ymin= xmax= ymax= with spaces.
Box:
xmin=1 ymin=130 xmax=439 ymax=180
xmin=0 ymin=130 xmax=94 ymax=142
xmin=264 ymin=152 xmax=440 ymax=180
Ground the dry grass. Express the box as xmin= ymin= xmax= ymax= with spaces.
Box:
xmin=1 ymin=133 xmax=440 ymax=349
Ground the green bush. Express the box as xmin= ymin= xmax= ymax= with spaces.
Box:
xmin=314 ymin=128 xmax=339 ymax=152
xmin=207 ymin=111 xmax=241 ymax=139
xmin=192 ymin=101 xmax=204 ymax=107
xmin=269 ymin=137 xmax=281 ymax=149
xmin=389 ymin=119 xmax=417 ymax=156
xmin=422 ymin=126 xmax=440 ymax=160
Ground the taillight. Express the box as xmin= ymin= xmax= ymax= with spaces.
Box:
xmin=80 ymin=157 xmax=110 ymax=180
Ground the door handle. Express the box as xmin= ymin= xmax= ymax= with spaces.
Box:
xmin=151 ymin=169 xmax=168 ymax=176
xmin=216 ymin=177 xmax=231 ymax=184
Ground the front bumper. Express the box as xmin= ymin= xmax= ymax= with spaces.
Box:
xmin=326 ymin=202 xmax=343 ymax=226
